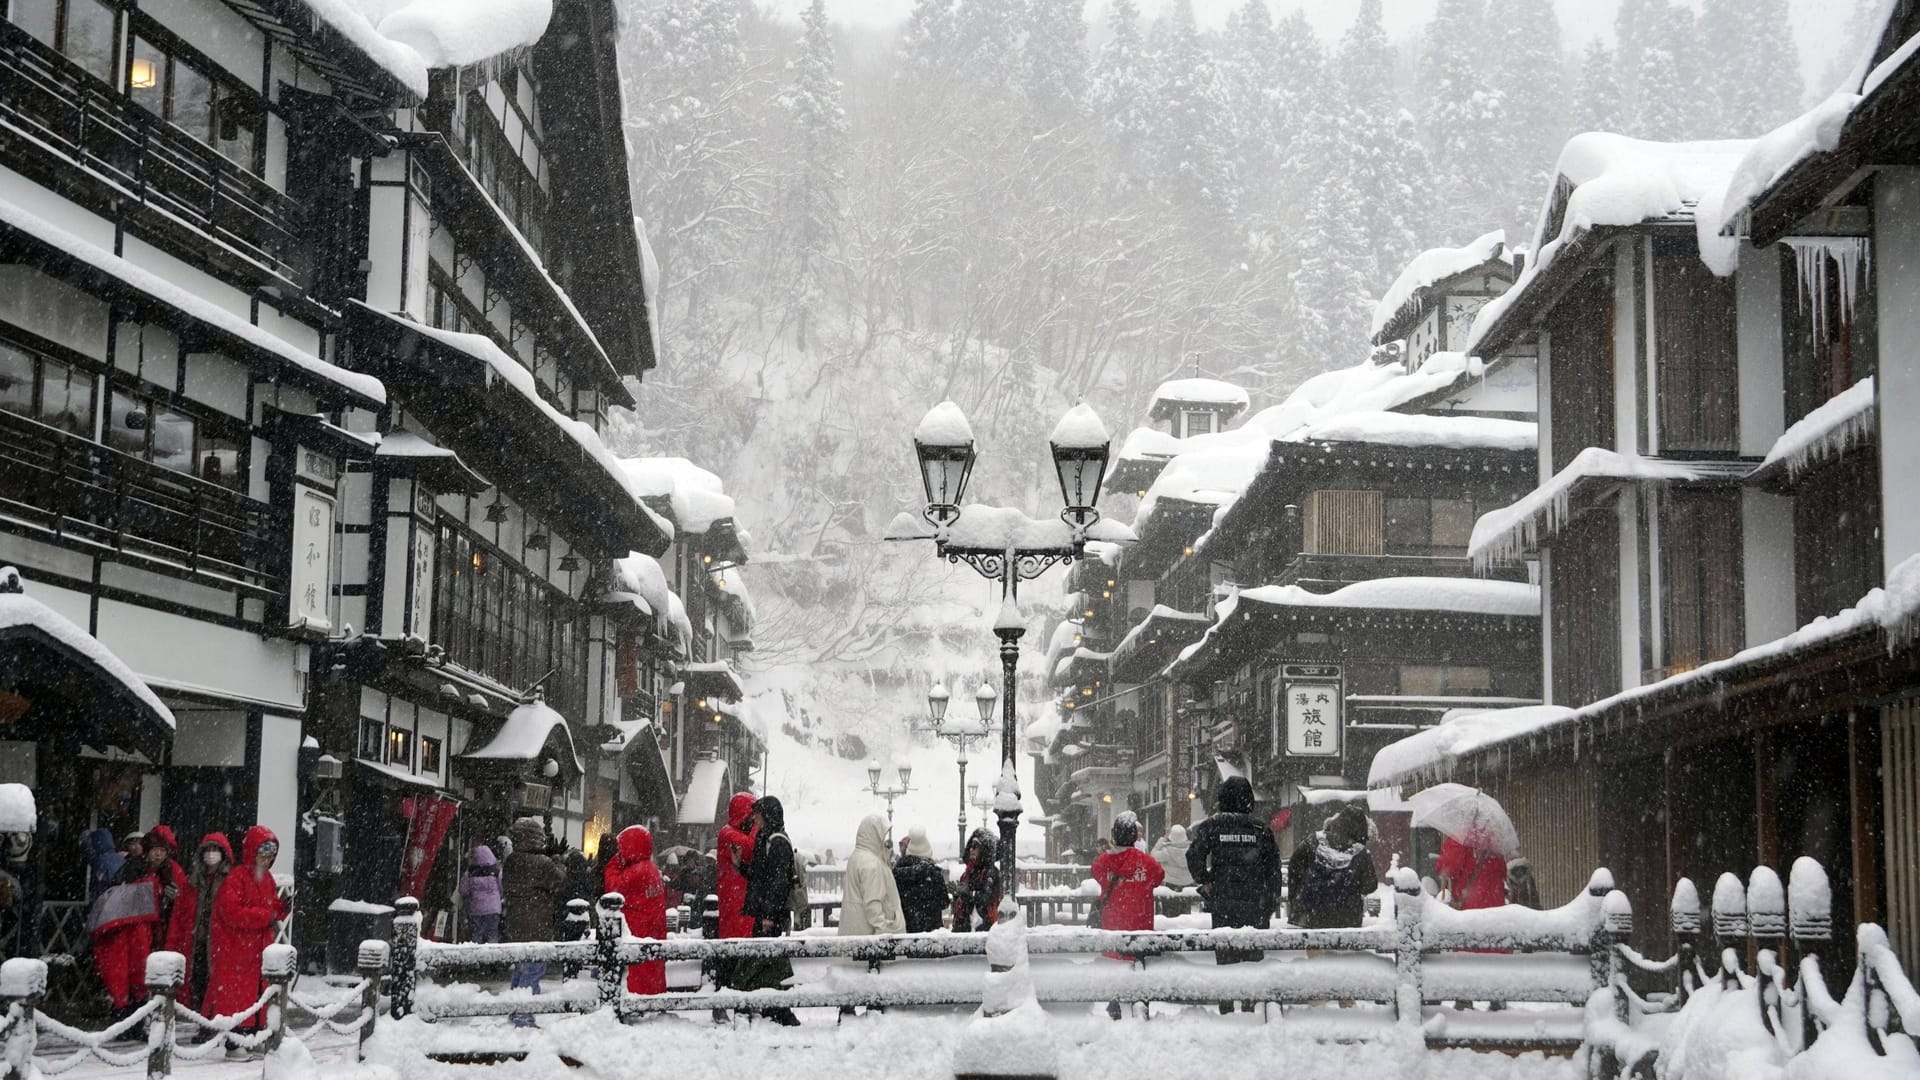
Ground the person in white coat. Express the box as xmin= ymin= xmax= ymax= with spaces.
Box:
xmin=1152 ymin=825 xmax=1196 ymax=890
xmin=838 ymin=814 xmax=905 ymax=937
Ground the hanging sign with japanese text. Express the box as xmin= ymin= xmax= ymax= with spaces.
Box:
xmin=288 ymin=486 xmax=335 ymax=632
xmin=1280 ymin=662 xmax=1343 ymax=759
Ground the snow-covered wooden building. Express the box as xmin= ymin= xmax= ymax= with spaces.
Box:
xmin=1036 ymin=348 xmax=1544 ymax=860
xmin=1371 ymin=5 xmax=1920 ymax=969
xmin=0 ymin=0 xmax=730 ymax=971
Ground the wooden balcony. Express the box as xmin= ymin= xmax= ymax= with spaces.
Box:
xmin=1273 ymin=552 xmax=1530 ymax=593
xmin=0 ymin=409 xmax=281 ymax=594
xmin=0 ymin=24 xmax=303 ymax=287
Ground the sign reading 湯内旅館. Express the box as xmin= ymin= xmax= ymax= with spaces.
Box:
xmin=1280 ymin=662 xmax=1343 ymax=759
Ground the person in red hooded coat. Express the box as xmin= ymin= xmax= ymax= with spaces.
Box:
xmin=602 ymin=826 xmax=667 ymax=995
xmin=163 ymin=834 xmax=232 ymax=1009
xmin=201 ymin=826 xmax=286 ymax=1027
xmin=715 ymin=792 xmax=757 ymax=939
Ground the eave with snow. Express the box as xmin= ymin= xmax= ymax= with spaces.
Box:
xmin=1719 ymin=4 xmax=1920 ymax=248
xmin=1369 ymin=229 xmax=1515 ymax=349
xmin=0 ymin=568 xmax=176 ymax=761
xmin=343 ymin=302 xmax=673 ymax=557
xmin=459 ymin=697 xmax=585 ymax=780
xmin=1107 ymin=605 xmax=1211 ymax=684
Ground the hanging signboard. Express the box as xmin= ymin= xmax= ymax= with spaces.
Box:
xmin=288 ymin=484 xmax=335 ymax=632
xmin=1280 ymin=662 xmax=1343 ymax=759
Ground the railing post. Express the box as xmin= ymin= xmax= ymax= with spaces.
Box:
xmin=260 ymin=944 xmax=296 ymax=1057
xmin=0 ymin=958 xmax=45 ymax=1080
xmin=1710 ymin=873 xmax=1747 ymax=988
xmin=389 ymin=897 xmax=420 ymax=1019
xmin=1670 ymin=878 xmax=1700 ymax=1006
xmin=1392 ymin=868 xmax=1423 ymax=1031
xmin=354 ymin=941 xmax=387 ymax=1062
xmin=144 ymin=951 xmax=184 ymax=1080
xmin=1603 ymin=891 xmax=1633 ymax=1025
xmin=562 ymin=899 xmax=591 ymax=980
xmin=1787 ymin=858 xmax=1831 ymax=1048
xmin=595 ymin=893 xmax=625 ymax=1012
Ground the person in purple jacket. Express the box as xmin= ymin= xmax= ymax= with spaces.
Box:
xmin=458 ymin=844 xmax=503 ymax=943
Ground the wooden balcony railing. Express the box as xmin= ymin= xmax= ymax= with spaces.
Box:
xmin=0 ymin=409 xmax=281 ymax=594
xmin=1274 ymin=551 xmax=1531 ymax=591
xmin=0 ymin=24 xmax=303 ymax=284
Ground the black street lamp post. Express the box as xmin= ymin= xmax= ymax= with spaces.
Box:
xmin=921 ymin=682 xmax=997 ymax=857
xmin=890 ymin=401 xmax=1126 ymax=905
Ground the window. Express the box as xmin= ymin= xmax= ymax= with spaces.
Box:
xmin=0 ymin=341 xmax=94 ymax=435
xmin=9 ymin=0 xmax=117 ymax=81
xmin=1397 ymin=665 xmax=1493 ymax=696
xmin=1781 ymin=241 xmax=1877 ymax=426
xmin=1180 ymin=410 xmax=1216 ymax=437
xmin=359 ymin=718 xmax=386 ymax=760
xmin=419 ymin=736 xmax=443 ymax=775
xmin=106 ymin=386 xmax=245 ymax=490
xmin=387 ymin=727 xmax=414 ymax=770
xmin=120 ymin=30 xmax=263 ymax=174
xmin=1545 ymin=266 xmax=1614 ymax=471
xmin=1385 ymin=496 xmax=1478 ymax=557
xmin=1659 ymin=490 xmax=1744 ymax=673
xmin=1303 ymin=490 xmax=1384 ymax=555
xmin=1654 ymin=239 xmax=1739 ymax=454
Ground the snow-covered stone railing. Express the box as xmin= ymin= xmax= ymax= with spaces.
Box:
xmin=0 ymin=941 xmax=386 ymax=1079
xmin=1585 ymin=857 xmax=1919 ymax=1079
xmin=384 ymin=873 xmax=1629 ymax=1048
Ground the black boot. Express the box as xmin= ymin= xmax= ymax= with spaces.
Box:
xmin=769 ymin=1007 xmax=802 ymax=1027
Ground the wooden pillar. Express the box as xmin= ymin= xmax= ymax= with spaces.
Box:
xmin=1665 ymin=748 xmax=1685 ymax=915
xmin=1754 ymin=729 xmax=1779 ymax=869
xmin=1850 ymin=708 xmax=1884 ymax=927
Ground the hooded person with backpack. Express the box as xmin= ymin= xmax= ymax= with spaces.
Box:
xmin=891 ymin=826 xmax=948 ymax=932
xmin=1186 ymin=775 xmax=1282 ymax=1000
xmin=1286 ymin=805 xmax=1377 ymax=930
xmin=738 ymin=797 xmax=801 ymax=1026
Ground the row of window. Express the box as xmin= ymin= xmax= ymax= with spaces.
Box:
xmin=7 ymin=0 xmax=263 ymax=172
xmin=358 ymin=718 xmax=444 ymax=775
xmin=0 ymin=338 xmax=246 ymax=490
xmin=433 ymin=523 xmax=589 ymax=721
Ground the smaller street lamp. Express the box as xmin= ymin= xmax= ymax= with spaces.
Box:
xmin=921 ymin=680 xmax=996 ymax=857
xmin=867 ymin=761 xmax=915 ymax=845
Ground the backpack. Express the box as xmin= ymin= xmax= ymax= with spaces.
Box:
xmin=1294 ymin=837 xmax=1360 ymax=917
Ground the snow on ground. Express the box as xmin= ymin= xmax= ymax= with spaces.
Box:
xmin=314 ymin=1009 xmax=1582 ymax=1080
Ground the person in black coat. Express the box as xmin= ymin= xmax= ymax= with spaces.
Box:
xmin=1187 ymin=775 xmax=1282 ymax=1009
xmin=891 ymin=826 xmax=949 ymax=933
xmin=1286 ymin=805 xmax=1376 ymax=930
xmin=951 ymin=828 xmax=1002 ymax=931
xmin=739 ymin=797 xmax=800 ymax=1026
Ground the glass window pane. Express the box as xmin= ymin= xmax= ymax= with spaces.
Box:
xmin=0 ymin=344 xmax=34 ymax=418
xmin=213 ymin=88 xmax=257 ymax=171
xmin=1430 ymin=499 xmax=1475 ymax=553
xmin=62 ymin=0 xmax=116 ymax=82
xmin=9 ymin=0 xmax=57 ymax=49
xmin=196 ymin=430 xmax=242 ymax=490
xmin=150 ymin=406 xmax=194 ymax=473
xmin=106 ymin=390 xmax=147 ymax=457
xmin=171 ymin=60 xmax=213 ymax=141
xmin=1399 ymin=665 xmax=1445 ymax=696
xmin=1444 ymin=666 xmax=1493 ymax=693
xmin=40 ymin=357 xmax=92 ymax=435
xmin=1384 ymin=496 xmax=1428 ymax=553
xmin=128 ymin=37 xmax=166 ymax=116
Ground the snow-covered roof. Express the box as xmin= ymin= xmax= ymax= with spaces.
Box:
xmin=1297 ymin=411 xmax=1536 ymax=453
xmin=396 ymin=316 xmax=673 ymax=542
xmin=1468 ymin=135 xmax=1753 ymax=357
xmin=1717 ymin=92 xmax=1862 ymax=238
xmin=460 ymin=699 xmax=583 ymax=775
xmin=1373 ymin=551 xmax=1920 ymax=787
xmin=291 ymin=0 xmax=555 ymax=98
xmin=1237 ymin=578 xmax=1539 ymax=618
xmin=1755 ymin=376 xmax=1876 ymax=482
xmin=677 ymin=757 xmax=730 ymax=825
xmin=619 ymin=457 xmax=737 ymax=535
xmin=1147 ymin=379 xmax=1250 ymax=420
xmin=612 ymin=552 xmax=673 ymax=620
xmin=0 ymin=567 xmax=174 ymax=729
xmin=1468 ymin=448 xmax=1745 ymax=570
xmin=1370 ymin=229 xmax=1507 ymax=341
xmin=0 ymin=194 xmax=384 ymax=407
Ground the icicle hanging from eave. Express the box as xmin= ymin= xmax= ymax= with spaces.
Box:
xmin=1783 ymin=236 xmax=1872 ymax=343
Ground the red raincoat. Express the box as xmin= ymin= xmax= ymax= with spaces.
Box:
xmin=715 ymin=792 xmax=758 ymax=939
xmin=164 ymin=833 xmax=232 ymax=1008
xmin=201 ymin=826 xmax=286 ymax=1025
xmin=1092 ymin=846 xmax=1164 ymax=959
xmin=1435 ymin=837 xmax=1508 ymax=911
xmin=603 ymin=826 xmax=667 ymax=995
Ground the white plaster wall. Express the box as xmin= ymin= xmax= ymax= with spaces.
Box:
xmin=0 ymin=166 xmax=114 ymax=248
xmin=1616 ymin=488 xmax=1641 ymax=693
xmin=1737 ymin=244 xmax=1787 ymax=456
xmin=1878 ymin=169 xmax=1920 ymax=578
xmin=1741 ymin=490 xmax=1797 ymax=644
xmin=1614 ymin=242 xmax=1640 ymax=453
xmin=96 ymin=599 xmax=303 ymax=708
xmin=258 ymin=714 xmax=302 ymax=874
xmin=120 ymin=237 xmax=251 ymax=320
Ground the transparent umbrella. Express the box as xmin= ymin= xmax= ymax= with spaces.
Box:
xmin=1406 ymin=783 xmax=1520 ymax=858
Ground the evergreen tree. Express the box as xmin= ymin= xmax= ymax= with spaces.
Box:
xmin=1416 ymin=0 xmax=1505 ymax=237
xmin=1573 ymin=39 xmax=1624 ymax=136
xmin=1220 ymin=0 xmax=1281 ymax=204
xmin=1145 ymin=0 xmax=1239 ymax=235
xmin=1337 ymin=0 xmax=1424 ymax=268
xmin=1620 ymin=0 xmax=1690 ymax=140
xmin=900 ymin=0 xmax=959 ymax=78
xmin=776 ymin=0 xmax=848 ymax=351
xmin=1023 ymin=0 xmax=1087 ymax=122
xmin=1089 ymin=0 xmax=1153 ymax=182
xmin=1704 ymin=0 xmax=1803 ymax=134
xmin=1822 ymin=0 xmax=1889 ymax=95
xmin=1486 ymin=0 xmax=1565 ymax=237
xmin=953 ymin=0 xmax=1023 ymax=100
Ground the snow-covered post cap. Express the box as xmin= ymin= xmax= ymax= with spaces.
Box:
xmin=0 ymin=566 xmax=20 ymax=594
xmin=1746 ymin=866 xmax=1786 ymax=938
xmin=1602 ymin=891 xmax=1633 ymax=937
xmin=1585 ymin=867 xmax=1615 ymax=897
xmin=261 ymin=943 xmax=298 ymax=979
xmin=0 ymin=783 xmax=35 ymax=834
xmin=145 ymin=950 xmax=185 ymax=990
xmin=1 ymin=957 xmax=47 ymax=998
xmin=356 ymin=940 xmax=391 ymax=971
xmin=1391 ymin=866 xmax=1421 ymax=895
xmin=1711 ymin=872 xmax=1748 ymax=939
xmin=1670 ymin=878 xmax=1701 ymax=935
xmin=1788 ymin=857 xmax=1832 ymax=944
